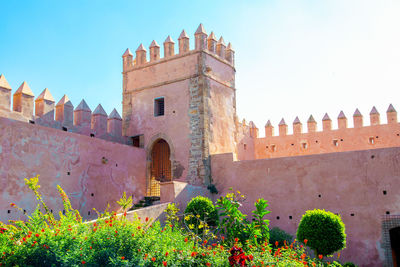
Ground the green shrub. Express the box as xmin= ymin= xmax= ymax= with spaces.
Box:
xmin=297 ymin=209 xmax=346 ymax=256
xmin=215 ymin=189 xmax=270 ymax=246
xmin=269 ymin=227 xmax=293 ymax=248
xmin=184 ymin=196 xmax=218 ymax=230
xmin=342 ymin=262 xmax=357 ymax=267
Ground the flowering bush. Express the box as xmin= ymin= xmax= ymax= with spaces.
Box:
xmin=184 ymin=196 xmax=218 ymax=231
xmin=215 ymin=189 xmax=270 ymax=247
xmin=0 ymin=177 xmax=348 ymax=266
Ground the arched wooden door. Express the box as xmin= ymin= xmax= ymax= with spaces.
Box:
xmin=147 ymin=139 xmax=171 ymax=196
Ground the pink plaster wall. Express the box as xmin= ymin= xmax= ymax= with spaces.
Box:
xmin=237 ymin=115 xmax=400 ymax=160
xmin=254 ymin=123 xmax=400 ymax=159
xmin=211 ymin=148 xmax=400 ymax=266
xmin=204 ymin=54 xmax=237 ymax=156
xmin=0 ymin=116 xmax=146 ymax=223
xmin=123 ymin=77 xmax=191 ymax=180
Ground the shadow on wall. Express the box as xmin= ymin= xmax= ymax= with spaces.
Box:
xmin=160 ymin=181 xmax=213 ymax=214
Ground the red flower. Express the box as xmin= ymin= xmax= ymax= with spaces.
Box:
xmin=145 ymin=217 xmax=149 ymax=222
xmin=221 ymin=236 xmax=225 ymax=241
xmin=191 ymin=252 xmax=197 ymax=257
xmin=35 ymin=234 xmax=39 ymax=237
xmin=137 ymin=226 xmax=141 ymax=230
xmin=132 ymin=233 xmax=134 ymax=237
xmin=275 ymin=241 xmax=279 ymax=247
xmin=203 ymin=240 xmax=208 ymax=245
xmin=234 ymin=238 xmax=239 ymax=243
xmin=124 ymin=211 xmax=127 ymax=217
xmin=151 ymin=257 xmax=156 ymax=262
xmin=89 ymin=246 xmax=92 ymax=249
xmin=165 ymin=252 xmax=169 ymax=257
xmin=93 ymin=228 xmax=97 ymax=232
xmin=304 ymin=239 xmax=308 ymax=245
xmin=41 ymin=229 xmax=45 ymax=232
xmin=206 ymin=263 xmax=211 ymax=266
xmin=301 ymin=253 xmax=306 ymax=259
xmin=121 ymin=256 xmax=125 ymax=260
xmin=81 ymin=260 xmax=86 ymax=264
xmin=184 ymin=237 xmax=188 ymax=242
xmin=163 ymin=261 xmax=167 ymax=266
xmin=318 ymin=254 xmax=323 ymax=259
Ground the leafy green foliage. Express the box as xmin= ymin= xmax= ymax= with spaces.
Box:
xmin=165 ymin=203 xmax=180 ymax=226
xmin=269 ymin=227 xmax=293 ymax=248
xmin=116 ymin=191 xmax=133 ymax=212
xmin=342 ymin=262 xmax=357 ymax=267
xmin=184 ymin=196 xmax=218 ymax=229
xmin=215 ymin=189 xmax=271 ymax=247
xmin=0 ymin=177 xmax=346 ymax=266
xmin=297 ymin=209 xmax=346 ymax=256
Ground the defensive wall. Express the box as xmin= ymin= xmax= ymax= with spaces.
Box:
xmin=0 ymin=74 xmax=127 ymax=144
xmin=236 ymin=105 xmax=400 ymax=160
xmin=211 ymin=147 xmax=400 ymax=267
xmin=0 ymin=75 xmax=147 ymax=223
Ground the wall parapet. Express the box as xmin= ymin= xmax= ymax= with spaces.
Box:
xmin=0 ymin=76 xmax=129 ymax=145
xmin=122 ymin=23 xmax=235 ymax=72
xmin=238 ymin=105 xmax=400 ymax=159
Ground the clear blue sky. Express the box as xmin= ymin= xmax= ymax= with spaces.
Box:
xmin=1 ymin=0 xmax=399 ymax=135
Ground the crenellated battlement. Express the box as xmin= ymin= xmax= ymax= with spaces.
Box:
xmin=122 ymin=24 xmax=235 ymax=72
xmin=0 ymin=74 xmax=127 ymax=145
xmin=237 ymin=105 xmax=400 ymax=160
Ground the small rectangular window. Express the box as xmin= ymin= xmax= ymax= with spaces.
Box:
xmin=333 ymin=139 xmax=339 ymax=147
xmin=369 ymin=137 xmax=375 ymax=144
xmin=301 ymin=142 xmax=308 ymax=149
xmin=154 ymin=97 xmax=165 ymax=117
xmin=131 ymin=135 xmax=144 ymax=148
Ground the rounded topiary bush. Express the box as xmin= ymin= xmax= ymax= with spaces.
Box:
xmin=297 ymin=209 xmax=346 ymax=256
xmin=269 ymin=227 xmax=293 ymax=248
xmin=342 ymin=262 xmax=357 ymax=267
xmin=184 ymin=196 xmax=218 ymax=228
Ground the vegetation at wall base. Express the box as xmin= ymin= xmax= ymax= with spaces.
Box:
xmin=0 ymin=176 xmax=349 ymax=266
xmin=269 ymin=227 xmax=293 ymax=249
xmin=297 ymin=209 xmax=346 ymax=256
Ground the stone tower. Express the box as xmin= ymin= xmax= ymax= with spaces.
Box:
xmin=122 ymin=24 xmax=237 ymax=186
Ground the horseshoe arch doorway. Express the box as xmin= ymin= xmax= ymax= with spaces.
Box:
xmin=147 ymin=139 xmax=172 ymax=196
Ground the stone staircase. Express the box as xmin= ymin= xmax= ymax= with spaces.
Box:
xmin=129 ymin=196 xmax=161 ymax=211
